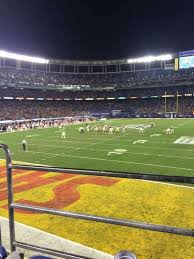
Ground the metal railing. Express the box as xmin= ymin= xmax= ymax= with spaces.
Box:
xmin=0 ymin=144 xmax=193 ymax=258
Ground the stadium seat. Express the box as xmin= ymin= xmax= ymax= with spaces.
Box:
xmin=114 ymin=250 xmax=136 ymax=259
xmin=29 ymin=256 xmax=53 ymax=259
xmin=0 ymin=245 xmax=7 ymax=259
xmin=6 ymin=251 xmax=24 ymax=259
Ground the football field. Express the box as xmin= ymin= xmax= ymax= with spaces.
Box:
xmin=1 ymin=118 xmax=194 ymax=177
xmin=0 ymin=118 xmax=194 ymax=259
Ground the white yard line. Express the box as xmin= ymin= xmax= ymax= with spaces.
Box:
xmin=3 ymin=136 xmax=194 ymax=157
xmin=4 ymin=140 xmax=194 ymax=161
xmin=29 ymin=138 xmax=194 ymax=152
xmin=61 ymin=136 xmax=171 ymax=144
xmin=26 ymin=150 xmax=194 ymax=172
xmin=28 ymin=143 xmax=194 ymax=160
xmin=0 ymin=160 xmax=192 ymax=190
xmin=176 ymin=120 xmax=192 ymax=128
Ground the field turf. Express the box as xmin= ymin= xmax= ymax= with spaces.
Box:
xmin=1 ymin=118 xmax=194 ymax=177
xmin=0 ymin=118 xmax=193 ymax=258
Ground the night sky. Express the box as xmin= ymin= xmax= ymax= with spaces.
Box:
xmin=0 ymin=0 xmax=194 ymax=60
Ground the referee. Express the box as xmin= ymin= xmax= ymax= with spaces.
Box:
xmin=22 ymin=139 xmax=27 ymax=151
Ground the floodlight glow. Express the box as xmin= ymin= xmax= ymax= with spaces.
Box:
xmin=127 ymin=54 xmax=173 ymax=64
xmin=0 ymin=50 xmax=49 ymax=64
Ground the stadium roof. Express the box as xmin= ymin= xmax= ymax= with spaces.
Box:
xmin=0 ymin=50 xmax=174 ymax=66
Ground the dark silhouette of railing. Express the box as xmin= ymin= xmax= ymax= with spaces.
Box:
xmin=0 ymin=144 xmax=193 ymax=258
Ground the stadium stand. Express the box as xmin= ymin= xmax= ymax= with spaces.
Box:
xmin=0 ymin=54 xmax=194 ymax=123
xmin=0 ymin=52 xmax=194 ymax=130
xmin=0 ymin=67 xmax=194 ymax=89
xmin=0 ymin=52 xmax=194 ymax=258
xmin=0 ymin=97 xmax=193 ymax=121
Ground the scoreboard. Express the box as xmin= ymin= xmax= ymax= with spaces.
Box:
xmin=179 ymin=56 xmax=194 ymax=69
xmin=177 ymin=50 xmax=194 ymax=69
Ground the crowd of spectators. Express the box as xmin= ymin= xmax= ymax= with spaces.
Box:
xmin=0 ymin=85 xmax=194 ymax=100
xmin=0 ymin=97 xmax=193 ymax=120
xmin=1 ymin=67 xmax=194 ymax=90
xmin=0 ymin=67 xmax=194 ymax=120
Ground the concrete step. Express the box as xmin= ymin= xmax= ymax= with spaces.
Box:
xmin=1 ymin=216 xmax=113 ymax=259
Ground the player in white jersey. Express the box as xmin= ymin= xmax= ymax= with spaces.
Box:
xmin=97 ymin=124 xmax=102 ymax=131
xmin=139 ymin=126 xmax=144 ymax=134
xmin=94 ymin=126 xmax=98 ymax=132
xmin=166 ymin=128 xmax=171 ymax=134
xmin=86 ymin=125 xmax=90 ymax=132
xmin=122 ymin=125 xmax=126 ymax=133
xmin=79 ymin=127 xmax=85 ymax=134
xmin=115 ymin=127 xmax=120 ymax=133
xmin=109 ymin=127 xmax=114 ymax=135
xmin=170 ymin=127 xmax=174 ymax=134
xmin=61 ymin=131 xmax=66 ymax=139
xmin=102 ymin=125 xmax=107 ymax=132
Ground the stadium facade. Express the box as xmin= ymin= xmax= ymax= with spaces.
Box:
xmin=0 ymin=50 xmax=194 ymax=120
xmin=0 ymin=51 xmax=194 ymax=258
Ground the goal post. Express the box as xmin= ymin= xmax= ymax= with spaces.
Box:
xmin=164 ymin=91 xmax=179 ymax=115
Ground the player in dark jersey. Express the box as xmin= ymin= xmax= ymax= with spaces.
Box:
xmin=22 ymin=139 xmax=27 ymax=151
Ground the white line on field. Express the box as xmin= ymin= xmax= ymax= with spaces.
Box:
xmin=61 ymin=136 xmax=170 ymax=144
xmin=4 ymin=140 xmax=194 ymax=163
xmin=1 ymin=159 xmax=192 ymax=189
xmin=29 ymin=138 xmax=194 ymax=153
xmin=26 ymin=150 xmax=194 ymax=172
xmin=28 ymin=143 xmax=194 ymax=161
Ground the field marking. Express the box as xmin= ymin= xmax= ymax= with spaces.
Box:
xmin=0 ymin=128 xmax=179 ymax=144
xmin=175 ymin=120 xmax=191 ymax=128
xmin=26 ymin=150 xmax=194 ymax=172
xmin=107 ymin=149 xmax=127 ymax=156
xmin=47 ymin=135 xmax=172 ymax=144
xmin=27 ymin=142 xmax=194 ymax=161
xmin=1 ymin=160 xmax=193 ymax=190
xmin=150 ymin=134 xmax=161 ymax=137
xmin=2 ymin=120 xmax=194 ymax=176
xmin=2 ymin=139 xmax=194 ymax=159
xmin=174 ymin=136 xmax=194 ymax=145
xmin=133 ymin=140 xmax=148 ymax=144
xmin=3 ymin=136 xmax=194 ymax=161
xmin=27 ymin=138 xmax=194 ymax=153
xmin=26 ymin=134 xmax=40 ymax=138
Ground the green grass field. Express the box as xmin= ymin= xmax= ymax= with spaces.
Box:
xmin=1 ymin=118 xmax=194 ymax=178
xmin=0 ymin=118 xmax=193 ymax=258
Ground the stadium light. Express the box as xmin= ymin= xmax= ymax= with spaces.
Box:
xmin=127 ymin=54 xmax=173 ymax=64
xmin=0 ymin=50 xmax=49 ymax=64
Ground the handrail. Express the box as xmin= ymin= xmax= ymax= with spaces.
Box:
xmin=11 ymin=203 xmax=194 ymax=237
xmin=0 ymin=144 xmax=16 ymax=251
xmin=12 ymin=164 xmax=194 ymax=184
xmin=0 ymin=144 xmax=193 ymax=259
